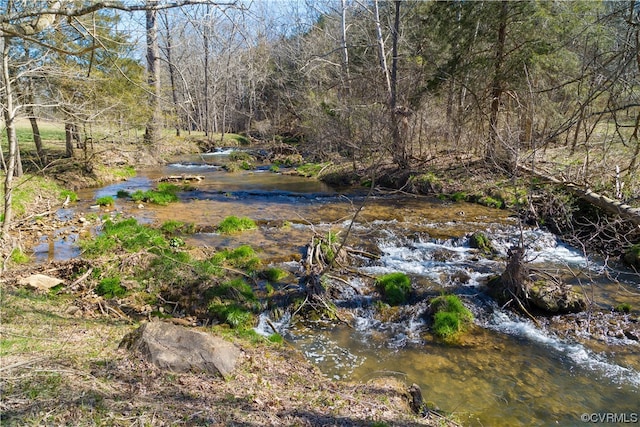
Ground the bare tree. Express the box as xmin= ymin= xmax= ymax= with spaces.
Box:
xmin=144 ymin=0 xmax=161 ymax=144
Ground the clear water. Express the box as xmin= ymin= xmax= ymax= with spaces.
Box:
xmin=34 ymin=152 xmax=640 ymax=426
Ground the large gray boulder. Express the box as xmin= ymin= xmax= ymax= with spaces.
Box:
xmin=120 ymin=321 xmax=241 ymax=378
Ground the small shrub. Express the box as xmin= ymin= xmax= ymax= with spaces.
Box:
xmin=95 ymin=277 xmax=126 ymax=298
xmin=269 ymin=165 xmax=280 ymax=173
xmin=116 ymin=190 xmax=130 ymax=199
xmin=376 ymin=272 xmax=411 ymax=305
xmin=169 ymin=237 xmax=185 ymax=247
xmin=96 ymin=196 xmax=114 ymax=207
xmin=319 ymin=231 xmax=339 ymax=263
xmin=217 ymin=216 xmax=257 ymax=234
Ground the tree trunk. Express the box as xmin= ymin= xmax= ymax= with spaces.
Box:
xmin=203 ymin=5 xmax=211 ymax=138
xmin=161 ymin=12 xmax=181 ymax=137
xmin=1 ymin=34 xmax=17 ymax=237
xmin=487 ymin=1 xmax=508 ymax=161
xmin=65 ymin=123 xmax=75 ymax=158
xmin=389 ymin=0 xmax=408 ymax=170
xmin=373 ymin=0 xmax=391 ymax=96
xmin=144 ymin=0 xmax=161 ymax=144
xmin=340 ymin=0 xmax=351 ymax=97
xmin=629 ymin=111 xmax=640 ymax=173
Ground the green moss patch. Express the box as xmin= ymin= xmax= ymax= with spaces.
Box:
xmin=131 ymin=183 xmax=180 ymax=205
xmin=376 ymin=272 xmax=411 ymax=305
xmin=431 ymin=294 xmax=473 ymax=343
xmin=217 ymin=216 xmax=257 ymax=234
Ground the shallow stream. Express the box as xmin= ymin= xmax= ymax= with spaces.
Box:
xmin=34 ymin=149 xmax=640 ymax=426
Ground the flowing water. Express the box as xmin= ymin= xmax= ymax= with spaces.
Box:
xmin=34 ymin=149 xmax=640 ymax=426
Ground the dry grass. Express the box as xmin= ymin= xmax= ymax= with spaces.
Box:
xmin=0 ymin=283 xmax=450 ymax=427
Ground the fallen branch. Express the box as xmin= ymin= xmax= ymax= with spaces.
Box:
xmin=518 ymin=164 xmax=640 ymax=227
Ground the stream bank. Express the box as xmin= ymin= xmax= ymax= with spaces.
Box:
xmin=3 ymin=142 xmax=640 ymax=426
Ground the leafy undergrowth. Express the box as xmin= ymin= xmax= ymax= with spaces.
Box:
xmin=0 ymin=282 xmax=449 ymax=427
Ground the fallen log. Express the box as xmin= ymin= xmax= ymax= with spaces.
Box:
xmin=159 ymin=175 xmax=204 ymax=182
xmin=518 ymin=164 xmax=640 ymax=227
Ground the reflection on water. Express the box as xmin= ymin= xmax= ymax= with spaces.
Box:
xmin=33 ymin=155 xmax=640 ymax=426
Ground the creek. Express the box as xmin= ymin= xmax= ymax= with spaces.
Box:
xmin=33 ymin=149 xmax=640 ymax=426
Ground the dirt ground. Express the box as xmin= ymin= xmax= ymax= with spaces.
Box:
xmin=0 ymin=279 xmax=451 ymax=427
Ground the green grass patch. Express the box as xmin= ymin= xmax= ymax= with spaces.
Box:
xmin=80 ymin=218 xmax=169 ymax=256
xmin=95 ymin=277 xmax=126 ymax=298
xmin=113 ymin=166 xmax=136 ymax=179
xmin=160 ymin=220 xmax=194 ymax=234
xmin=217 ymin=216 xmax=257 ymax=234
xmin=195 ymin=245 xmax=262 ymax=277
xmin=450 ymin=191 xmax=467 ymax=202
xmin=614 ymin=302 xmax=632 ymax=313
xmin=477 ymin=195 xmax=504 ymax=209
xmin=431 ymin=294 xmax=473 ymax=343
xmin=60 ymin=189 xmax=78 ymax=202
xmin=96 ymin=196 xmax=115 ymax=207
xmin=208 ymin=278 xmax=256 ymax=301
xmin=209 ymin=303 xmax=254 ymax=328
xmin=268 ymin=333 xmax=284 ymax=344
xmin=296 ymin=162 xmax=327 ymax=178
xmin=1 ymin=175 xmax=69 ymax=217
xmin=10 ymin=248 xmax=30 ymax=264
xmin=376 ymin=272 xmax=411 ymax=305
xmin=219 ymin=245 xmax=261 ymax=271
xmin=131 ymin=183 xmax=180 ymax=205
xmin=261 ymin=267 xmax=288 ymax=283
xmin=1 ymin=121 xmax=66 ymax=144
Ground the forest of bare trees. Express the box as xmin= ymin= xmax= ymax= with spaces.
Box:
xmin=2 ymin=1 xmax=640 ymax=237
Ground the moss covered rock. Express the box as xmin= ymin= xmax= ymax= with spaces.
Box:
xmin=469 ymin=232 xmax=496 ymax=255
xmin=529 ymin=280 xmax=587 ymax=314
